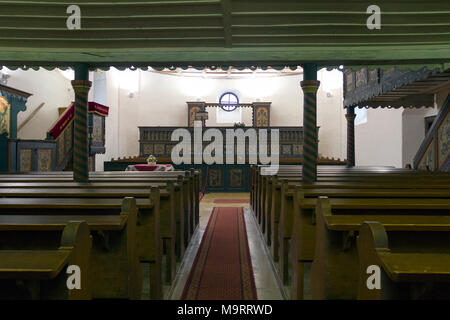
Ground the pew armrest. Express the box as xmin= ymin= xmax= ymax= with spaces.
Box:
xmin=378 ymin=252 xmax=450 ymax=283
xmin=0 ymin=250 xmax=71 ymax=280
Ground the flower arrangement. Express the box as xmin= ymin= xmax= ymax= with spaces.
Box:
xmin=147 ymin=155 xmax=157 ymax=165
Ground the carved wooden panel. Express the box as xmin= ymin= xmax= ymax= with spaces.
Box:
xmin=37 ymin=148 xmax=53 ymax=171
xmin=188 ymin=106 xmax=202 ymax=127
xmin=345 ymin=72 xmax=355 ymax=94
xmin=228 ymin=168 xmax=243 ymax=188
xmin=154 ymin=143 xmax=165 ymax=155
xmin=92 ymin=114 xmax=103 ymax=143
xmin=208 ymin=169 xmax=223 ymax=187
xmin=293 ymin=144 xmax=303 ymax=156
xmin=57 ymin=136 xmax=65 ymax=163
xmin=281 ymin=144 xmax=292 ymax=156
xmin=19 ymin=148 xmax=32 ymax=172
xmin=142 ymin=143 xmax=153 ymax=155
xmin=64 ymin=123 xmax=72 ymax=155
xmin=369 ymin=69 xmax=378 ymax=83
xmin=438 ymin=112 xmax=449 ymax=168
xmin=253 ymin=106 xmax=270 ymax=127
xmin=355 ymin=68 xmax=367 ymax=88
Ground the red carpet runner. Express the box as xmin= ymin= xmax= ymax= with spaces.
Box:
xmin=181 ymin=207 xmax=257 ymax=300
xmin=213 ymin=199 xmax=250 ymax=204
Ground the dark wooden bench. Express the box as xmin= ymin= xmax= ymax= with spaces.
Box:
xmin=310 ymin=196 xmax=450 ymax=300
xmin=0 ymin=197 xmax=144 ymax=300
xmin=0 ymin=172 xmax=200 ymax=241
xmin=271 ymin=177 xmax=450 ymax=281
xmin=0 ymin=221 xmax=91 ymax=300
xmin=0 ymin=182 xmax=188 ymax=262
xmin=254 ymin=167 xmax=449 ymax=236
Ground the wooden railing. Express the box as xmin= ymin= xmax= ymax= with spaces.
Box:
xmin=414 ymin=94 xmax=449 ymax=171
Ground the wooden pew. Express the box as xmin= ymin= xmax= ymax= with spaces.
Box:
xmin=0 ymin=170 xmax=201 ymax=299
xmin=271 ymin=177 xmax=450 ymax=283
xmin=0 ymin=221 xmax=91 ymax=300
xmin=0 ymin=175 xmax=193 ymax=285
xmin=252 ymin=165 xmax=449 ymax=256
xmin=0 ymin=182 xmax=187 ymax=265
xmin=0 ymin=197 xmax=144 ymax=300
xmin=357 ymin=221 xmax=450 ymax=300
xmin=255 ymin=166 xmax=449 ymax=235
xmin=310 ymin=196 xmax=450 ymax=300
xmin=0 ymin=187 xmax=178 ymax=297
xmin=289 ymin=186 xmax=450 ymax=299
xmin=0 ymin=170 xmax=200 ymax=239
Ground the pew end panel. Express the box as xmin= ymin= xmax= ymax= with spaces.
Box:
xmin=358 ymin=222 xmax=450 ymax=300
xmin=290 ymin=186 xmax=316 ymax=300
xmin=89 ymin=197 xmax=142 ymax=299
xmin=136 ymin=187 xmax=163 ymax=299
xmin=278 ymin=182 xmax=296 ymax=286
xmin=0 ymin=221 xmax=91 ymax=300
xmin=311 ymin=197 xmax=359 ymax=300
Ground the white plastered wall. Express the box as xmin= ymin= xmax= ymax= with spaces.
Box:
xmin=4 ymin=67 xmax=413 ymax=171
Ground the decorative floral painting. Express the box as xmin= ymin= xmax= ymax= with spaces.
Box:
xmin=189 ymin=106 xmax=201 ymax=127
xmin=255 ymin=107 xmax=268 ymax=127
xmin=438 ymin=111 xmax=449 ymax=168
xmin=0 ymin=96 xmax=11 ymax=137
xmin=37 ymin=149 xmax=53 ymax=171
xmin=93 ymin=115 xmax=103 ymax=143
xmin=20 ymin=148 xmax=32 ymax=172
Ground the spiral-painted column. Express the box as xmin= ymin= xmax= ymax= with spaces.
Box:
xmin=301 ymin=64 xmax=320 ymax=184
xmin=71 ymin=64 xmax=91 ymax=182
xmin=346 ymin=106 xmax=356 ymax=167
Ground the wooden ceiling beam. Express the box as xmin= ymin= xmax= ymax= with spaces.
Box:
xmin=231 ymin=13 xmax=450 ymax=26
xmin=220 ymin=0 xmax=233 ymax=47
xmin=0 ymin=29 xmax=225 ymax=39
xmin=0 ymin=16 xmax=224 ymax=29
xmin=231 ymin=1 xmax=450 ymax=13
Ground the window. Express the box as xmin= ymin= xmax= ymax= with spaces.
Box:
xmin=219 ymin=92 xmax=239 ymax=112
xmin=217 ymin=92 xmax=241 ymax=123
xmin=355 ymin=107 xmax=368 ymax=125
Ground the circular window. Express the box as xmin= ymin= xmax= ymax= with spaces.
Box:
xmin=219 ymin=92 xmax=239 ymax=112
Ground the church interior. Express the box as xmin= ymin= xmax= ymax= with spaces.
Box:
xmin=0 ymin=0 xmax=449 ymax=302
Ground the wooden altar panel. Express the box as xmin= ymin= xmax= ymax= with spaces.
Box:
xmin=138 ymin=126 xmax=304 ymax=162
xmin=37 ymin=148 xmax=53 ymax=171
xmin=253 ymin=103 xmax=271 ymax=127
xmin=187 ymin=102 xmax=205 ymax=127
xmin=19 ymin=148 xmax=32 ymax=172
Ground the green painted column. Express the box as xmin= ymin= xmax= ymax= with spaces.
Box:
xmin=301 ymin=63 xmax=320 ymax=183
xmin=346 ymin=106 xmax=356 ymax=167
xmin=71 ymin=63 xmax=91 ymax=182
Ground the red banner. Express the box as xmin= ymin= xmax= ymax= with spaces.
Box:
xmin=48 ymin=102 xmax=109 ymax=140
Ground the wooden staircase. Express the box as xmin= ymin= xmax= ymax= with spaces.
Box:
xmin=413 ymin=94 xmax=449 ymax=172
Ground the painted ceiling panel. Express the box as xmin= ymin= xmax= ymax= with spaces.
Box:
xmin=0 ymin=0 xmax=448 ymax=68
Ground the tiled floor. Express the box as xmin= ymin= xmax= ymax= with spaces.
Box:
xmin=166 ymin=193 xmax=285 ymax=300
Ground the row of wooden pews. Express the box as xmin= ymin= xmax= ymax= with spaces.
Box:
xmin=250 ymin=165 xmax=450 ymax=300
xmin=0 ymin=169 xmax=200 ymax=300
